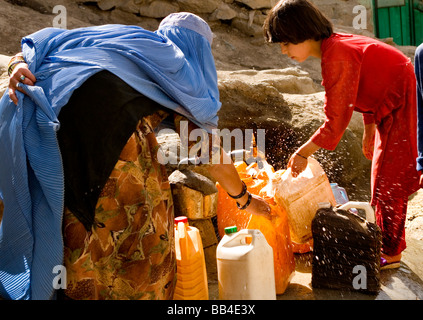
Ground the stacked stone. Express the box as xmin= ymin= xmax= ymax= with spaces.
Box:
xmin=168 ymin=168 xmax=220 ymax=281
xmin=87 ymin=0 xmax=279 ymax=37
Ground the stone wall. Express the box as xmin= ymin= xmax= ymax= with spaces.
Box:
xmin=86 ymin=0 xmax=374 ymax=37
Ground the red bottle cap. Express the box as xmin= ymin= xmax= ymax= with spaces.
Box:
xmin=174 ymin=216 xmax=188 ymax=225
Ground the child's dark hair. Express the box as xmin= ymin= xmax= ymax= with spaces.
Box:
xmin=264 ymin=0 xmax=333 ymax=44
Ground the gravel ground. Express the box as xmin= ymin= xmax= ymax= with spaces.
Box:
xmin=406 ymin=188 xmax=423 ymax=241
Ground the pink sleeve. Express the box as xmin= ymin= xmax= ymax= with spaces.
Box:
xmin=310 ymin=59 xmax=361 ymax=150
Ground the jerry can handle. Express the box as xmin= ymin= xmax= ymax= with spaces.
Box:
xmin=338 ymin=201 xmax=375 ymax=224
xmin=338 ymin=187 xmax=349 ymax=202
xmin=223 ymin=229 xmax=258 ymax=248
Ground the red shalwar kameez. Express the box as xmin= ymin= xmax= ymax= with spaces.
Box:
xmin=311 ymin=33 xmax=420 ymax=256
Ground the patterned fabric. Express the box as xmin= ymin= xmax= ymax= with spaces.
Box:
xmin=62 ymin=112 xmax=176 ymax=300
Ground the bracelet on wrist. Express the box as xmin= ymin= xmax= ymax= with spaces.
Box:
xmin=8 ymin=60 xmax=26 ymax=77
xmin=295 ymin=152 xmax=308 ymax=160
xmin=227 ymin=180 xmax=247 ymax=199
xmin=236 ymin=191 xmax=252 ymax=210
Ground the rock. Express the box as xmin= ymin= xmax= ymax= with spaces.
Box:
xmin=169 ymin=170 xmax=218 ymax=220
xmin=0 ymin=54 xmax=10 ymax=75
xmin=0 ymin=56 xmax=9 ymax=97
xmin=97 ymin=0 xmax=119 ymax=11
xmin=406 ymin=189 xmax=423 ymax=241
xmin=218 ymin=68 xmax=319 ymax=94
xmin=116 ymin=0 xmax=140 ymax=14
xmin=6 ymin=0 xmax=51 ymax=14
xmin=231 ymin=17 xmax=263 ymax=37
xmin=171 ymin=185 xmax=218 ymax=220
xmin=139 ymin=1 xmax=179 ymax=18
xmin=189 ymin=218 xmax=219 ymax=248
xmin=211 ymin=3 xmax=238 ymax=21
xmin=110 ymin=8 xmax=143 ymax=25
xmin=169 ymin=170 xmax=218 ymax=196
xmin=156 ymin=129 xmax=186 ymax=177
xmin=235 ymin=0 xmax=274 ymax=9
xmin=217 ymin=69 xmax=371 ymax=201
xmin=188 ymin=218 xmax=219 ymax=280
xmin=176 ymin=0 xmax=222 ymax=14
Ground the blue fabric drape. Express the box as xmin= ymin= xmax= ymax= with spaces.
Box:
xmin=0 ymin=23 xmax=220 ymax=300
xmin=415 ymin=44 xmax=423 ymax=172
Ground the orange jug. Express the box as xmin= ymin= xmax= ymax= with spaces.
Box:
xmin=247 ymin=195 xmax=295 ymax=294
xmin=173 ymin=216 xmax=209 ymax=300
xmin=216 ymin=161 xmax=295 ymax=294
xmin=216 ymin=170 xmax=267 ymax=238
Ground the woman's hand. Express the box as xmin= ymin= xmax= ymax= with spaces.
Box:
xmin=8 ymin=63 xmax=36 ymax=105
xmin=362 ymin=123 xmax=376 ymax=160
xmin=206 ymin=150 xmax=271 ymax=217
xmin=419 ymin=174 xmax=423 ymax=189
xmin=241 ymin=193 xmax=271 ymax=217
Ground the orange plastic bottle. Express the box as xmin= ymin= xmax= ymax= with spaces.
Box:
xmin=173 ymin=216 xmax=209 ymax=300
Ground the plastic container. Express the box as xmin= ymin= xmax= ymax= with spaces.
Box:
xmin=216 ymin=162 xmax=295 ymax=294
xmin=272 ymin=157 xmax=336 ymax=244
xmin=338 ymin=201 xmax=375 ymax=223
xmin=246 ymin=195 xmax=295 ymax=294
xmin=311 ymin=201 xmax=380 ymax=293
xmin=217 ymin=227 xmax=276 ymax=300
xmin=330 ymin=183 xmax=349 ymax=205
xmin=173 ymin=216 xmax=209 ymax=300
xmin=216 ymin=170 xmax=267 ymax=238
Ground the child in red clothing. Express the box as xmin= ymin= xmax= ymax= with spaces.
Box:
xmin=264 ymin=0 xmax=421 ymax=267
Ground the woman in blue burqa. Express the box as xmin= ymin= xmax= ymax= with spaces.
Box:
xmin=0 ymin=12 xmax=270 ymax=300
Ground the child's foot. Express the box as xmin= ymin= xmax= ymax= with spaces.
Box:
xmin=380 ymin=253 xmax=401 ymax=270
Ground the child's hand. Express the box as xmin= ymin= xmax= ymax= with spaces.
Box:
xmin=287 ymin=153 xmax=308 ymax=177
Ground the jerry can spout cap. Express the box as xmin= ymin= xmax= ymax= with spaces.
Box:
xmin=174 ymin=216 xmax=188 ymax=225
xmin=224 ymin=226 xmax=238 ymax=235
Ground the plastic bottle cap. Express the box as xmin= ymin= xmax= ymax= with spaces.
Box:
xmin=224 ymin=226 xmax=238 ymax=235
xmin=174 ymin=216 xmax=188 ymax=225
xmin=245 ymin=235 xmax=252 ymax=244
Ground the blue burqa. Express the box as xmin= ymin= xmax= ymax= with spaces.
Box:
xmin=0 ymin=13 xmax=220 ymax=300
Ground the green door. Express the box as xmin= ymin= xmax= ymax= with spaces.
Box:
xmin=413 ymin=0 xmax=423 ymax=46
xmin=374 ymin=0 xmax=423 ymax=46
xmin=374 ymin=0 xmax=413 ymax=45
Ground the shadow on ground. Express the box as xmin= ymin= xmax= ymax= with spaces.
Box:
xmin=209 ymin=237 xmax=423 ymax=300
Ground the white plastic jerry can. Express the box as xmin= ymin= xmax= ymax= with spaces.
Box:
xmin=216 ymin=226 xmax=276 ymax=300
